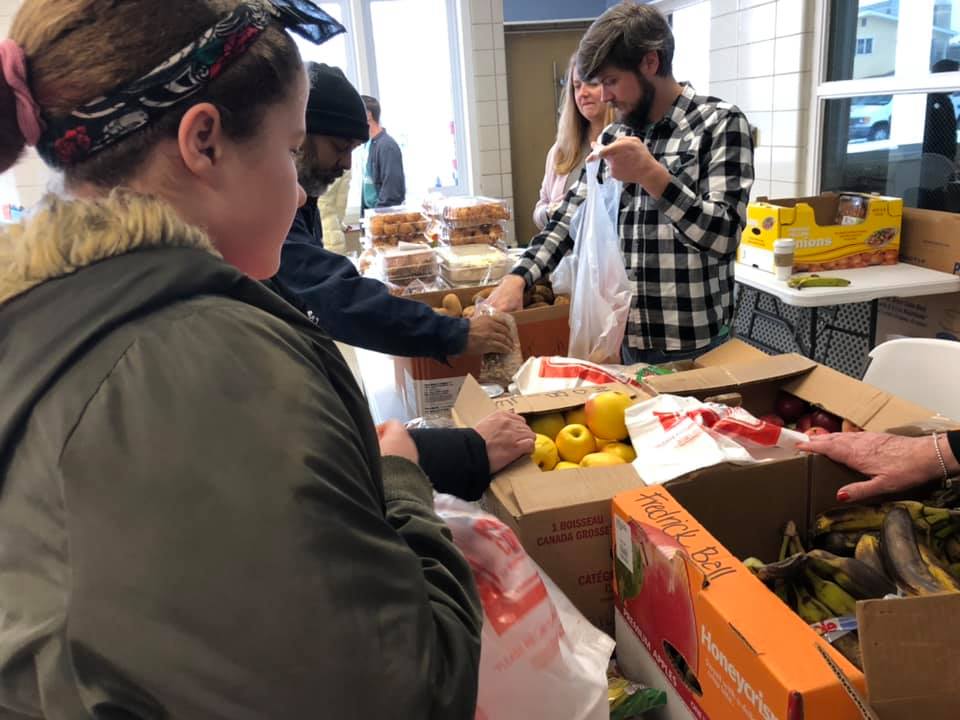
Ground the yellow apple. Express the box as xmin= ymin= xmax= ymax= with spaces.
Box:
xmin=528 ymin=412 xmax=566 ymax=441
xmin=555 ymin=423 xmax=597 ymax=464
xmin=594 ymin=436 xmax=616 ymax=447
xmin=555 ymin=461 xmax=580 ymax=471
xmin=580 ymin=452 xmax=627 ymax=468
xmin=564 ymin=407 xmax=588 ymax=427
xmin=530 ymin=433 xmax=559 ymax=471
xmin=602 ymin=442 xmax=637 ymax=463
xmin=584 ymin=390 xmax=632 ymax=441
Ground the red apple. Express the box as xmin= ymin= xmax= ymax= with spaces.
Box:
xmin=842 ymin=419 xmax=863 ymax=433
xmin=796 ymin=414 xmax=815 ymax=432
xmin=809 ymin=409 xmax=842 ymax=433
xmin=774 ymin=392 xmax=809 ymax=423
xmin=759 ymin=413 xmax=785 ymax=427
xmin=804 ymin=426 xmax=830 ymax=437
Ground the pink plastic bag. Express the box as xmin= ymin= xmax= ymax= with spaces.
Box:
xmin=433 ymin=495 xmax=615 ymax=720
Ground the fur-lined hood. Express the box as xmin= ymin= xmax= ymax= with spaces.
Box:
xmin=0 ymin=191 xmax=218 ymax=306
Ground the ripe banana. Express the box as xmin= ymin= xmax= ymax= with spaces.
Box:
xmin=795 ymin=586 xmax=863 ymax=670
xmin=794 ymin=584 xmax=833 ymax=623
xmin=814 ymin=501 xmax=960 ymax=537
xmin=816 ymin=531 xmax=873 ymax=557
xmin=804 ymin=567 xmax=857 ymax=617
xmin=917 ymin=542 xmax=960 ymax=593
xmin=743 ymin=553 xmax=805 ymax=584
xmin=854 ymin=533 xmax=888 ymax=579
xmin=880 ymin=506 xmax=947 ymax=596
xmin=831 ymin=632 xmax=864 ymax=671
xmin=814 ymin=506 xmax=887 ymax=536
xmin=806 ymin=549 xmax=896 ymax=600
xmin=944 ymin=535 xmax=960 ymax=564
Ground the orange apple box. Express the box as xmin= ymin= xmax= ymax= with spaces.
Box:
xmin=612 ymin=484 xmax=865 ymax=720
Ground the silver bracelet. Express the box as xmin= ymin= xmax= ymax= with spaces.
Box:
xmin=932 ymin=432 xmax=954 ymax=488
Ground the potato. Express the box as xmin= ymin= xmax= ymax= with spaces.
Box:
xmin=462 ymin=305 xmax=476 ymax=319
xmin=526 ymin=301 xmax=549 ymax=309
xmin=554 ymin=295 xmax=570 ymax=305
xmin=471 ymin=287 xmax=494 ymax=304
xmin=434 ymin=307 xmax=452 ymax=316
xmin=442 ymin=293 xmax=463 ymax=317
xmin=534 ymin=285 xmax=555 ymax=304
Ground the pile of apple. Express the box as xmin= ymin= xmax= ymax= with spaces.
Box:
xmin=760 ymin=390 xmax=862 ymax=437
xmin=528 ymin=390 xmax=636 ymax=471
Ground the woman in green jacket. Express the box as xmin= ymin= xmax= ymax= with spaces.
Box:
xmin=0 ymin=1 xmax=481 ymax=718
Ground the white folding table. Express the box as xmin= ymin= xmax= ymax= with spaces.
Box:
xmin=734 ymin=263 xmax=960 ymax=374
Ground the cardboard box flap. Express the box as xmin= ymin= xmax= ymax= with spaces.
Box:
xmin=858 ymin=593 xmax=960 ymax=719
xmin=694 ymin=338 xmax=771 ymax=368
xmin=511 ymin=466 xmax=644 ymax=515
xmin=647 ymin=352 xmax=816 ymax=395
xmin=492 ymin=383 xmax=643 ymax=416
xmin=452 ymin=374 xmax=498 ymax=428
xmin=783 ymin=366 xmax=942 ymax=430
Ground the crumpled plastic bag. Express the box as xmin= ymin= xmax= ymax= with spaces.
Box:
xmin=434 ymin=495 xmax=615 ymax=720
xmin=626 ymin=394 xmax=809 ymax=485
xmin=476 ymin=301 xmax=523 ymax=390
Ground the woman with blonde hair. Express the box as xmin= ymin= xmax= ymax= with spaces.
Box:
xmin=533 ymin=53 xmax=615 ymax=229
xmin=0 ymin=1 xmax=481 ymax=717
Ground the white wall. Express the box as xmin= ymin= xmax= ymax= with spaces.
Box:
xmin=709 ymin=0 xmax=816 ymax=199
xmin=462 ymin=0 xmax=517 ymax=244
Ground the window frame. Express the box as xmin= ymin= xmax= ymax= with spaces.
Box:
xmin=312 ymin=0 xmax=470 ymax=219
xmin=809 ymin=0 xmax=960 ymax=194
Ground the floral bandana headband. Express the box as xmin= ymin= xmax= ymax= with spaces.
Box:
xmin=36 ymin=0 xmax=345 ymax=168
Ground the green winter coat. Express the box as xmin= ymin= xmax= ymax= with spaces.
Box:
xmin=0 ymin=192 xmax=481 ymax=719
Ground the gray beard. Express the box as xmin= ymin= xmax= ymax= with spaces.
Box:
xmin=296 ymin=150 xmax=343 ymax=197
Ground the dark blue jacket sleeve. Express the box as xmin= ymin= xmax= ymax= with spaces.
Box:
xmin=376 ymin=140 xmax=406 ymax=208
xmin=409 ymin=428 xmax=491 ymax=501
xmin=276 ymin=215 xmax=469 ymax=361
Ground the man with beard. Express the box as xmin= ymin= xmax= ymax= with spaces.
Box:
xmin=274 ymin=62 xmax=513 ymax=362
xmin=268 ymin=63 xmax=532 ymax=501
xmin=489 ymin=3 xmax=754 ymax=364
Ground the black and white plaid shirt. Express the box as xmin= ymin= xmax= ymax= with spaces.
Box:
xmin=513 ymin=84 xmax=754 ymax=352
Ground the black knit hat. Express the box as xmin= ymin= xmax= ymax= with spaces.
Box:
xmin=305 ymin=62 xmax=370 ymax=141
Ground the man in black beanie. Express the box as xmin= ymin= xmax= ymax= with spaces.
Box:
xmin=266 ymin=64 xmax=530 ymax=500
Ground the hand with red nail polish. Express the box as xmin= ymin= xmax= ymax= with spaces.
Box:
xmin=797 ymin=431 xmax=957 ymax=503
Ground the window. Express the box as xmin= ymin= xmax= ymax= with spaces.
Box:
xmin=294 ymin=0 xmax=468 ymax=213
xmin=668 ymin=1 xmax=712 ymax=94
xmin=815 ymin=1 xmax=960 ymax=213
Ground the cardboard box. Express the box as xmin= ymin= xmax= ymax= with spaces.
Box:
xmin=458 ymin=340 xmax=947 ymax=636
xmin=875 ymin=207 xmax=960 ymax=343
xmin=738 ymin=192 xmax=902 ymax=274
xmin=393 ymin=285 xmax=570 ymax=417
xmin=453 ymin=374 xmax=653 ymax=635
xmin=612 ymin=455 xmax=960 ymax=720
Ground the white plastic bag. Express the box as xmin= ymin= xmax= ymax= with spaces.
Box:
xmin=625 ymin=394 xmax=810 ymax=485
xmin=567 ymin=159 xmax=631 ymax=364
xmin=433 ymin=495 xmax=614 ymax=720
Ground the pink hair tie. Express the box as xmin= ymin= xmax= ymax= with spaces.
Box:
xmin=0 ymin=39 xmax=44 ymax=147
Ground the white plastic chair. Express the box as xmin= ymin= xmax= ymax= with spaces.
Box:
xmin=862 ymin=338 xmax=960 ymax=420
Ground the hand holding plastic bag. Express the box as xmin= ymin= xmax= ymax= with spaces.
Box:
xmin=433 ymin=495 xmax=615 ymax=720
xmin=567 ymin=159 xmax=632 ymax=364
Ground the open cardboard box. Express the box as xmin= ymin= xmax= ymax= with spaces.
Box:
xmin=454 ymin=340 xmax=951 ymax=635
xmin=393 ymin=285 xmax=570 ymax=417
xmin=739 ymin=192 xmax=902 ymax=274
xmin=453 ymin=374 xmax=654 ymax=634
xmin=613 ymin=455 xmax=960 ymax=720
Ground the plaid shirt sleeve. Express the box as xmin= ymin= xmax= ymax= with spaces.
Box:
xmin=654 ymin=107 xmax=754 ymax=258
xmin=511 ymin=161 xmax=591 ymax=286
